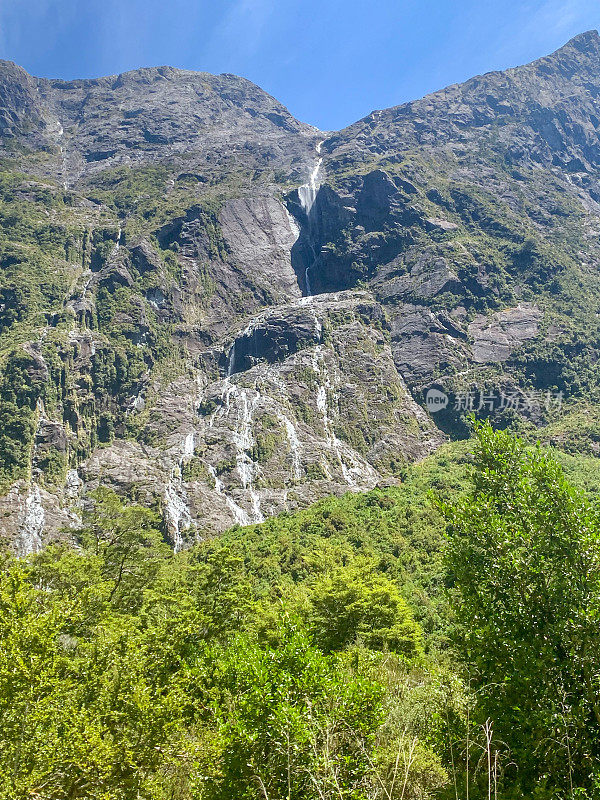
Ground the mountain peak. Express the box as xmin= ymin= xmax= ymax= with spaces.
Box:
xmin=563 ymin=28 xmax=600 ymax=51
xmin=544 ymin=28 xmax=600 ymax=65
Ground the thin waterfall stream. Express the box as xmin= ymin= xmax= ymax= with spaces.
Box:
xmin=297 ymin=141 xmax=324 ymax=296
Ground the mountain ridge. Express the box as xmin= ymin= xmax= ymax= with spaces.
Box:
xmin=1 ymin=31 xmax=600 ymax=549
xmin=3 ymin=28 xmax=599 ymax=134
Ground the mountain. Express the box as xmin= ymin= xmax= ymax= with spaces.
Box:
xmin=1 ymin=32 xmax=600 ymax=550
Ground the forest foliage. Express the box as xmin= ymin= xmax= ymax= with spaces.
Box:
xmin=0 ymin=425 xmax=599 ymax=798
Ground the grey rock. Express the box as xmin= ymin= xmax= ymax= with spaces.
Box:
xmin=28 ymin=291 xmax=444 ymax=543
xmin=219 ymin=196 xmax=302 ymax=301
xmin=3 ymin=31 xmax=600 ymax=549
xmin=0 ymin=64 xmax=318 ymax=186
xmin=388 ymin=304 xmax=470 ymax=384
xmin=469 ymin=304 xmax=543 ymax=362
xmin=372 ymin=251 xmax=463 ymax=301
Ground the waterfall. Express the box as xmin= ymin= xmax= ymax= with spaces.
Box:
xmin=164 ymin=432 xmax=195 ymax=551
xmin=164 ymin=475 xmax=191 ymax=553
xmin=207 ymin=464 xmax=252 ymax=527
xmin=52 ymin=120 xmax=68 ymax=190
xmin=209 ymin=379 xmax=235 ymax=427
xmin=131 ymin=391 xmax=145 ymax=413
xmin=316 ymin=377 xmax=353 ymax=485
xmin=227 ymin=340 xmax=236 ymax=377
xmin=276 ymin=411 xmax=303 ymax=480
xmin=17 ymin=485 xmax=45 ymax=557
xmin=182 ymin=431 xmax=195 ymax=460
xmin=298 ymin=141 xmax=323 ymax=215
xmin=81 ymin=272 xmax=93 ymax=298
xmin=311 ymin=346 xmax=378 ymax=488
xmin=298 ymin=141 xmax=324 ymax=296
xmin=313 ymin=314 xmax=323 ymax=341
xmin=207 ymin=378 xmax=264 ymax=525
xmin=305 ymin=264 xmax=313 ymax=297
xmin=233 ymin=389 xmax=264 ymax=523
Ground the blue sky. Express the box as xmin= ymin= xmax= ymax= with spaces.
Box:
xmin=0 ymin=0 xmax=599 ymax=130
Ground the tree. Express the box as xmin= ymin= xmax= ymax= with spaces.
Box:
xmin=308 ymin=564 xmax=422 ymax=656
xmin=80 ymin=488 xmax=171 ymax=611
xmin=442 ymin=422 xmax=600 ymax=794
xmin=205 ymin=619 xmax=384 ymax=800
xmin=0 ymin=559 xmax=190 ymax=799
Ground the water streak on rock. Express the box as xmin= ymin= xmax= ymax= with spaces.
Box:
xmin=297 ymin=141 xmax=324 ymax=296
xmin=18 ymin=485 xmax=45 ymax=557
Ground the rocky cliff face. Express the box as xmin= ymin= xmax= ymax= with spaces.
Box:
xmin=299 ymin=32 xmax=600 ymax=425
xmin=0 ymin=63 xmax=317 ymax=182
xmin=2 ymin=32 xmax=600 ymax=548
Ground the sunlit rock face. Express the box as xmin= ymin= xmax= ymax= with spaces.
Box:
xmin=3 ymin=31 xmax=600 ymax=546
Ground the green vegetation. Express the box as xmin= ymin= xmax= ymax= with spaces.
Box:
xmin=444 ymin=425 xmax=600 ymax=795
xmin=2 ymin=68 xmax=600 ymax=799
xmin=0 ymin=427 xmax=599 ymax=797
xmin=0 ymin=163 xmax=223 ymax=489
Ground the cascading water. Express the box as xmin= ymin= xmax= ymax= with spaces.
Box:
xmin=298 ymin=141 xmax=324 ymax=296
xmin=80 ymin=272 xmax=93 ymax=301
xmin=182 ymin=431 xmax=195 ymax=459
xmin=311 ymin=346 xmax=377 ymax=487
xmin=262 ymin=367 xmax=304 ymax=482
xmin=233 ymin=389 xmax=264 ymax=522
xmin=298 ymin=141 xmax=323 ymax=215
xmin=164 ymin=431 xmax=195 ymax=551
xmin=276 ymin=411 xmax=303 ymax=480
xmin=51 ymin=119 xmax=68 ymax=190
xmin=17 ymin=485 xmax=45 ymax=557
xmin=206 ymin=377 xmax=264 ymax=525
xmin=164 ymin=478 xmax=191 ymax=553
xmin=207 ymin=464 xmax=251 ymax=527
xmin=227 ymin=341 xmax=236 ymax=377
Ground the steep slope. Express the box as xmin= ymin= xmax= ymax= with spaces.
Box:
xmin=306 ymin=31 xmax=600 ymax=422
xmin=2 ymin=32 xmax=600 ymax=549
xmin=0 ymin=61 xmax=443 ymax=550
xmin=0 ymin=63 xmax=317 ymax=182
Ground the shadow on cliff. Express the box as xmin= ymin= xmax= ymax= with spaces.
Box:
xmin=286 ymin=170 xmax=425 ymax=297
xmin=286 ymin=184 xmax=358 ymax=296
